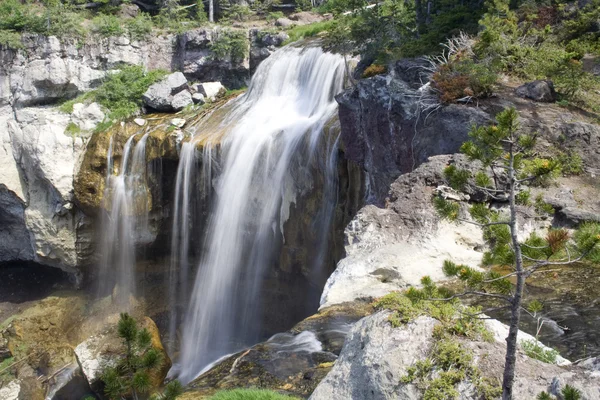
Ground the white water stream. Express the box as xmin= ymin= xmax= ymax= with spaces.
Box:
xmin=169 ymin=45 xmax=346 ymax=383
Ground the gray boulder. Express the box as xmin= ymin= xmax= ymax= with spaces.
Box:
xmin=195 ymin=81 xmax=226 ymax=102
xmin=142 ymin=72 xmax=189 ymax=112
xmin=275 ymin=17 xmax=294 ymax=28
xmin=310 ymin=312 xmax=600 ymax=400
xmin=192 ymin=92 xmax=205 ymax=104
xmin=171 ymin=90 xmax=193 ymax=111
xmin=515 ymin=80 xmax=557 ymax=102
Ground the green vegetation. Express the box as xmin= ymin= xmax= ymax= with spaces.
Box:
xmin=284 ymin=20 xmax=336 ymax=44
xmin=100 ymin=313 xmax=182 ymax=400
xmin=211 ymin=29 xmax=248 ymax=63
xmin=208 ymin=388 xmax=300 ymax=400
xmin=521 ymin=339 xmax=559 ymax=363
xmin=60 ymin=65 xmax=167 ymax=129
xmin=0 ymin=0 xmax=209 ymax=47
xmin=537 ymin=385 xmax=583 ymax=400
xmin=375 ymin=279 xmax=500 ymax=399
xmin=434 ymin=107 xmax=600 ymax=398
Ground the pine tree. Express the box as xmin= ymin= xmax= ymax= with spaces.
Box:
xmin=101 ymin=313 xmax=182 ymax=400
xmin=435 ymin=107 xmax=600 ymax=400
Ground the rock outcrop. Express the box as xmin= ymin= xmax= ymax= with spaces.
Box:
xmin=310 ymin=312 xmax=600 ymax=399
xmin=515 ymin=80 xmax=557 ymax=102
xmin=0 ymin=106 xmax=86 ymax=275
xmin=336 ymin=60 xmax=491 ymax=201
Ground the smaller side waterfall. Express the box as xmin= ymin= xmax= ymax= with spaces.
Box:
xmin=98 ymin=132 xmax=151 ymax=307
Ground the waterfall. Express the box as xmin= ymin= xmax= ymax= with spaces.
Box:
xmin=170 ymin=46 xmax=346 ymax=383
xmin=98 ymin=131 xmax=151 ymax=307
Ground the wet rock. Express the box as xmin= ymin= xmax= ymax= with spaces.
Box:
xmin=71 ymin=102 xmax=105 ymax=131
xmin=515 ymin=80 xmax=557 ymax=102
xmin=75 ymin=316 xmax=170 ymax=394
xmin=336 ymin=71 xmax=490 ymax=201
xmin=142 ymin=72 xmax=189 ymax=112
xmin=134 ymin=118 xmax=146 ymax=126
xmin=170 ymin=118 xmax=187 ymax=128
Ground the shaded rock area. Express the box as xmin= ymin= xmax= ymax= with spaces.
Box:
xmin=336 ymin=59 xmax=491 ymax=202
xmin=310 ymin=312 xmax=600 ymax=399
xmin=515 ymin=80 xmax=557 ymax=102
xmin=182 ymin=301 xmax=372 ymax=399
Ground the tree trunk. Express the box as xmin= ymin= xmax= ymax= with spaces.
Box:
xmin=209 ymin=0 xmax=214 ymax=22
xmin=502 ymin=134 xmax=525 ymax=400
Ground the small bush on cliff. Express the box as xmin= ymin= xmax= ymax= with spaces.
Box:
xmin=101 ymin=313 xmax=162 ymax=399
xmin=61 ymin=66 xmax=167 ymax=124
xmin=211 ymin=30 xmax=248 ymax=63
xmin=92 ymin=14 xmax=125 ymax=37
xmin=0 ymin=29 xmax=22 ymax=49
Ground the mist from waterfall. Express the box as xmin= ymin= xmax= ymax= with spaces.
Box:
xmin=98 ymin=131 xmax=151 ymax=307
xmin=169 ymin=45 xmax=346 ymax=383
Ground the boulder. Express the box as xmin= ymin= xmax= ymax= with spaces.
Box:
xmin=310 ymin=312 xmax=600 ymax=400
xmin=134 ymin=118 xmax=146 ymax=126
xmin=0 ymin=380 xmax=21 ymax=400
xmin=74 ymin=317 xmax=171 ymax=394
xmin=515 ymin=80 xmax=557 ymax=102
xmin=195 ymin=81 xmax=226 ymax=102
xmin=170 ymin=118 xmax=186 ymax=128
xmin=192 ymin=92 xmax=205 ymax=104
xmin=71 ymin=102 xmax=105 ymax=131
xmin=289 ymin=11 xmax=325 ymax=25
xmin=118 ymin=3 xmax=139 ymax=18
xmin=142 ymin=72 xmax=189 ymax=112
xmin=171 ymin=90 xmax=193 ymax=111
xmin=275 ymin=17 xmax=294 ymax=28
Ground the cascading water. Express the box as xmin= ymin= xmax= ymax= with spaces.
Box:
xmin=98 ymin=131 xmax=151 ymax=307
xmin=169 ymin=45 xmax=346 ymax=383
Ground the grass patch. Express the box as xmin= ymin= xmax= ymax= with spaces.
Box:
xmin=284 ymin=20 xmax=335 ymax=44
xmin=208 ymin=389 xmax=300 ymax=400
xmin=0 ymin=29 xmax=22 ymax=49
xmin=65 ymin=122 xmax=82 ymax=137
xmin=521 ymin=339 xmax=559 ymax=364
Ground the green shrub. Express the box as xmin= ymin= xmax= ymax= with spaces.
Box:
xmin=92 ymin=14 xmax=125 ymax=37
xmin=0 ymin=29 xmax=22 ymax=49
xmin=225 ymin=4 xmax=254 ymax=22
xmin=561 ymin=385 xmax=583 ymax=400
xmin=94 ymin=66 xmax=167 ymax=119
xmin=208 ymin=389 xmax=300 ymax=400
xmin=211 ymin=30 xmax=248 ymax=62
xmin=521 ymin=339 xmax=559 ymax=363
xmin=126 ymin=13 xmax=153 ymax=40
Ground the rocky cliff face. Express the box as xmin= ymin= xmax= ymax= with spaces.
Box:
xmin=0 ymin=28 xmax=285 ymax=276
